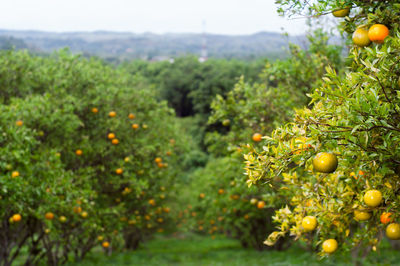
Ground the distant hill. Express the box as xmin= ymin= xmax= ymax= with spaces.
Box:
xmin=0 ymin=29 xmax=309 ymax=61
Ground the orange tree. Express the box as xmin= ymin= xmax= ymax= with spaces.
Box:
xmin=0 ymin=95 xmax=98 ymax=265
xmin=0 ymin=50 xmax=193 ymax=264
xmin=245 ymin=0 xmax=400 ymax=258
xmin=180 ymin=31 xmax=343 ymax=249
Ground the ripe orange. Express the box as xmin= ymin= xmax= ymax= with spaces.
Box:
xmin=75 ymin=149 xmax=83 ymax=156
xmin=115 ymin=168 xmax=123 ymax=175
xmin=102 ymin=241 xmax=110 ymax=248
xmin=149 ymin=199 xmax=156 ymax=206
xmin=386 ymin=223 xmax=400 ymax=240
xmin=111 ymin=138 xmax=119 ymax=145
xmin=166 ymin=151 xmax=172 ymax=156
xmin=332 ymin=7 xmax=350 ymax=17
xmin=218 ymin=189 xmax=224 ymax=195
xmin=163 ymin=207 xmax=170 ymax=213
xmin=15 ymin=120 xmax=23 ymax=126
xmin=11 ymin=171 xmax=19 ymax=178
xmin=257 ymin=200 xmax=266 ymax=209
xmin=381 ymin=212 xmax=393 ymax=224
xmin=354 ymin=210 xmax=371 ymax=221
xmin=12 ymin=214 xmax=22 ymax=222
xmin=155 ymin=157 xmax=162 ymax=163
xmin=252 ymin=133 xmax=262 ymax=142
xmin=132 ymin=123 xmax=139 ymax=130
xmin=73 ymin=206 xmax=82 ymax=214
xmin=368 ymin=24 xmax=389 ymax=44
xmin=45 ymin=212 xmax=54 ymax=220
xmin=81 ymin=211 xmax=88 ymax=218
xmin=364 ymin=190 xmax=382 ymax=207
xmin=128 ymin=113 xmax=136 ymax=119
xmin=322 ymin=239 xmax=338 ymax=253
xmin=91 ymin=107 xmax=98 ymax=113
xmin=353 ymin=28 xmax=371 ymax=47
xmin=313 ymin=152 xmax=338 ymax=173
xmin=109 ymin=111 xmax=116 ymax=117
xmin=107 ymin=133 xmax=115 ymax=139
xmin=302 ymin=216 xmax=317 ymax=232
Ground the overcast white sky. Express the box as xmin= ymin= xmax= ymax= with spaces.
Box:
xmin=0 ymin=0 xmax=307 ymax=35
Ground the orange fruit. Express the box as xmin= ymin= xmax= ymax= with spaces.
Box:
xmin=73 ymin=206 xmax=82 ymax=214
xmin=109 ymin=111 xmax=116 ymax=117
xmin=332 ymin=7 xmax=350 ymax=17
xmin=313 ymin=152 xmax=338 ymax=173
xmin=102 ymin=241 xmax=110 ymax=248
xmin=381 ymin=212 xmax=393 ymax=224
xmin=364 ymin=190 xmax=382 ymax=207
xmin=166 ymin=151 xmax=172 ymax=156
xmin=155 ymin=157 xmax=162 ymax=163
xmin=45 ymin=212 xmax=54 ymax=220
xmin=81 ymin=211 xmax=88 ymax=218
xmin=163 ymin=207 xmax=170 ymax=213
xmin=111 ymin=138 xmax=119 ymax=145
xmin=12 ymin=214 xmax=22 ymax=222
xmin=368 ymin=24 xmax=389 ymax=44
xmin=322 ymin=239 xmax=338 ymax=253
xmin=59 ymin=216 xmax=67 ymax=223
xmin=222 ymin=119 xmax=230 ymax=126
xmin=257 ymin=200 xmax=265 ymax=209
xmin=128 ymin=113 xmax=136 ymax=119
xmin=107 ymin=133 xmax=115 ymax=139
xmin=302 ymin=216 xmax=317 ymax=232
xmin=75 ymin=149 xmax=83 ymax=156
xmin=199 ymin=193 xmax=206 ymax=199
xmin=11 ymin=171 xmax=19 ymax=178
xmin=354 ymin=210 xmax=371 ymax=221
xmin=252 ymin=133 xmax=262 ymax=142
xmin=115 ymin=168 xmax=123 ymax=175
xmin=132 ymin=124 xmax=139 ymax=130
xmin=15 ymin=120 xmax=23 ymax=126
xmin=353 ymin=28 xmax=371 ymax=47
xmin=218 ymin=189 xmax=224 ymax=195
xmin=149 ymin=199 xmax=156 ymax=206
xmin=386 ymin=223 xmax=400 ymax=240
xmin=91 ymin=107 xmax=98 ymax=113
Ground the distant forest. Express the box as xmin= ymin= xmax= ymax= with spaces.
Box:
xmin=0 ymin=29 xmax=310 ymax=62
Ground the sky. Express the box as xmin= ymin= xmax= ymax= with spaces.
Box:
xmin=0 ymin=0 xmax=307 ymax=35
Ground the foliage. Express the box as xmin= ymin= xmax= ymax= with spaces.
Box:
xmin=0 ymin=49 xmax=196 ymax=265
xmin=244 ymin=0 xmax=400 ymax=258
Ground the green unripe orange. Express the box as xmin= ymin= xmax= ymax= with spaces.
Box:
xmin=313 ymin=152 xmax=338 ymax=173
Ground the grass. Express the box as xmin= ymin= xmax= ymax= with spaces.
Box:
xmin=70 ymin=233 xmax=400 ymax=266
